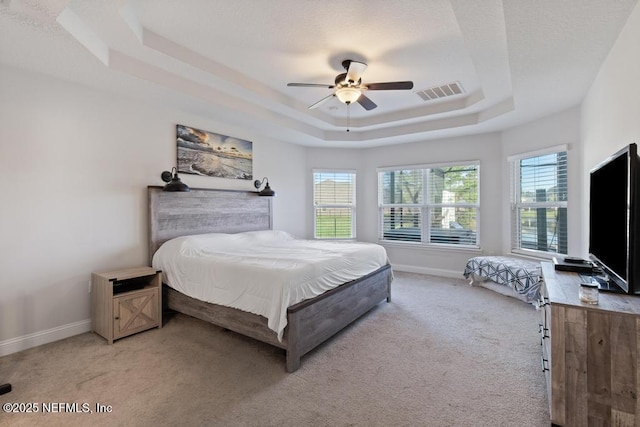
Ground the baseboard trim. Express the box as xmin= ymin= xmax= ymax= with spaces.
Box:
xmin=391 ymin=264 xmax=463 ymax=279
xmin=0 ymin=319 xmax=91 ymax=357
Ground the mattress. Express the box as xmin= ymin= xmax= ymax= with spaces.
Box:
xmin=152 ymin=230 xmax=389 ymax=339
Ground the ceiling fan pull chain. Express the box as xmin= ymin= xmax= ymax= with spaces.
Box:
xmin=346 ymin=103 xmax=351 ymax=132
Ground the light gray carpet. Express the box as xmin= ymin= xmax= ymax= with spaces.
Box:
xmin=0 ymin=272 xmax=549 ymax=426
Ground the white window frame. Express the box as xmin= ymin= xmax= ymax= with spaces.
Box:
xmin=313 ymin=169 xmax=356 ymax=240
xmin=377 ymin=161 xmax=480 ymax=248
xmin=509 ymin=145 xmax=568 ymax=258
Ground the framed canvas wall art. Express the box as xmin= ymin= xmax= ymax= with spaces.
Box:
xmin=176 ymin=124 xmax=253 ymax=180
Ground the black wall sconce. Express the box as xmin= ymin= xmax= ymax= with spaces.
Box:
xmin=161 ymin=167 xmax=190 ymax=192
xmin=254 ymin=177 xmax=275 ymax=196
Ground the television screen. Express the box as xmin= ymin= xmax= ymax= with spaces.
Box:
xmin=589 ymin=143 xmax=638 ymax=294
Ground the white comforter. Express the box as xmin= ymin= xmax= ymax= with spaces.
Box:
xmin=152 ymin=230 xmax=389 ymax=339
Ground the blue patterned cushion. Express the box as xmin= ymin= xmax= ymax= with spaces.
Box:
xmin=463 ymin=256 xmax=542 ymax=303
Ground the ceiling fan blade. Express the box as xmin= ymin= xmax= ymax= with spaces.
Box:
xmin=308 ymin=94 xmax=335 ymax=109
xmin=287 ymin=83 xmax=335 ymax=88
xmin=365 ymin=81 xmax=414 ymax=90
xmin=357 ymin=94 xmax=377 ymax=111
xmin=346 ymin=60 xmax=367 ymax=84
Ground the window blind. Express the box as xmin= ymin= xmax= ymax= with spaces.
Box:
xmin=378 ymin=163 xmax=479 ymax=246
xmin=314 ymin=171 xmax=355 ymax=239
xmin=379 ymin=169 xmax=423 ymax=242
xmin=379 ymin=169 xmax=423 ymax=205
xmin=512 ymin=151 xmax=568 ymax=254
xmin=427 ymin=165 xmax=479 ymax=204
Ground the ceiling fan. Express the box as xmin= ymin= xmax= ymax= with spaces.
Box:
xmin=287 ymin=60 xmax=414 ymax=111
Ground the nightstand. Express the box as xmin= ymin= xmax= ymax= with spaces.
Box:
xmin=91 ymin=266 xmax=162 ymax=344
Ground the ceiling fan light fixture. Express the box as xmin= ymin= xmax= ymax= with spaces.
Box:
xmin=288 ymin=59 xmax=413 ymax=113
xmin=335 ymin=87 xmax=361 ymax=104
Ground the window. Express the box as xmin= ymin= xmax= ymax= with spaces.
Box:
xmin=313 ymin=170 xmax=356 ymax=239
xmin=510 ymin=148 xmax=567 ymax=255
xmin=378 ymin=162 xmax=479 ymax=246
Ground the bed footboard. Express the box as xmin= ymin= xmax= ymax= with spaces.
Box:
xmin=285 ymin=264 xmax=392 ymax=372
xmin=164 ymin=264 xmax=392 ymax=372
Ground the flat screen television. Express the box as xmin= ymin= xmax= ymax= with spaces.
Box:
xmin=589 ymin=143 xmax=640 ymax=295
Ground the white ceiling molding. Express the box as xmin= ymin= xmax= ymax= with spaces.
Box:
xmin=1 ymin=0 xmax=636 ymax=147
xmin=56 ymin=6 xmax=108 ymax=66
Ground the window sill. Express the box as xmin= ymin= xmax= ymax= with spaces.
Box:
xmin=378 ymin=240 xmax=482 ymax=254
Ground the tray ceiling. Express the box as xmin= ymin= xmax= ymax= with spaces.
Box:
xmin=0 ymin=0 xmax=637 ymax=147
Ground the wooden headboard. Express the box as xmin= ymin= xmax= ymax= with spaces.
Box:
xmin=147 ymin=186 xmax=272 ymax=262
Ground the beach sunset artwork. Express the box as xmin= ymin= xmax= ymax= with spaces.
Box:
xmin=177 ymin=124 xmax=253 ymax=180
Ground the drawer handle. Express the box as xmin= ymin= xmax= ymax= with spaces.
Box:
xmin=537 ymin=323 xmax=549 ymax=338
xmin=540 ymin=327 xmax=549 ymax=339
xmin=541 ymin=356 xmax=549 ymax=372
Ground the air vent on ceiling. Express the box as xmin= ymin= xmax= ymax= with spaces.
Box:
xmin=416 ymin=81 xmax=464 ymax=102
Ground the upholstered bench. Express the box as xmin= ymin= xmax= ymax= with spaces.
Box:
xmin=463 ymin=256 xmax=543 ymax=304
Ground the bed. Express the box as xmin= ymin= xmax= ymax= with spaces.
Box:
xmin=148 ymin=186 xmax=392 ymax=372
xmin=463 ymin=256 xmax=542 ymax=305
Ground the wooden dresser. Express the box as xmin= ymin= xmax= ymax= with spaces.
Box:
xmin=539 ymin=262 xmax=640 ymax=426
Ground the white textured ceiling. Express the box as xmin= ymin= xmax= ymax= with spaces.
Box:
xmin=0 ymin=0 xmax=637 ymax=147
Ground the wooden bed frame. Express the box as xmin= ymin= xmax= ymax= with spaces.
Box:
xmin=148 ymin=186 xmax=392 ymax=372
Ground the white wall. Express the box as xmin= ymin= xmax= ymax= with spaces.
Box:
xmin=581 ymin=1 xmax=640 ymax=257
xmin=0 ymin=64 xmax=306 ymax=352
